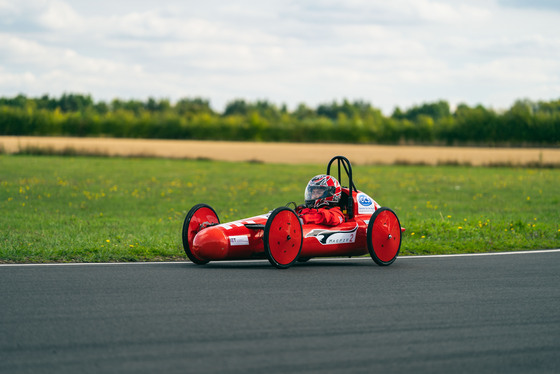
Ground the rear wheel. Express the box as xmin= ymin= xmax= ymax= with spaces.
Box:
xmin=182 ymin=204 xmax=219 ymax=264
xmin=264 ymin=207 xmax=303 ymax=269
xmin=367 ymin=207 xmax=402 ymax=266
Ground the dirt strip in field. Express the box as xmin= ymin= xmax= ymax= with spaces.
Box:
xmin=1 ymin=136 xmax=559 ymax=166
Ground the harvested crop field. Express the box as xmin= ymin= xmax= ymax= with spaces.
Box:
xmin=1 ymin=136 xmax=559 ymax=166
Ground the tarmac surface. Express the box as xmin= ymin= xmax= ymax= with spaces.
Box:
xmin=1 ymin=251 xmax=560 ymax=373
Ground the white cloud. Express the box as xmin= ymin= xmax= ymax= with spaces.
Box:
xmin=410 ymin=0 xmax=491 ymax=23
xmin=0 ymin=0 xmax=18 ymax=14
xmin=0 ymin=0 xmax=559 ymax=113
xmin=37 ymin=0 xmax=83 ymax=30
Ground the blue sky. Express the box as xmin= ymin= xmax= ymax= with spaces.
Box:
xmin=1 ymin=0 xmax=559 ymax=113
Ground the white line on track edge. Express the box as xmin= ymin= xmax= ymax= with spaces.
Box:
xmin=1 ymin=249 xmax=559 ymax=267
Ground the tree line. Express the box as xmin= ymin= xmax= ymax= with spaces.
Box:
xmin=1 ymin=93 xmax=558 ymax=146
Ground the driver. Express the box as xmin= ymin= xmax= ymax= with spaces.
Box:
xmin=298 ymin=175 xmax=345 ymax=226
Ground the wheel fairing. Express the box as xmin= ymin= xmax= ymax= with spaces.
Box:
xmin=367 ymin=207 xmax=401 ymax=266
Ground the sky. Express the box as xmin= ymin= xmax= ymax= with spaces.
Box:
xmin=1 ymin=0 xmax=559 ymax=114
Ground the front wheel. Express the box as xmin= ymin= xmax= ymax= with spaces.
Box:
xmin=367 ymin=207 xmax=402 ymax=266
xmin=264 ymin=207 xmax=303 ymax=269
xmin=182 ymin=204 xmax=219 ymax=264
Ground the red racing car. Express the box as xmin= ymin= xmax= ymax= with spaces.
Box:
xmin=182 ymin=156 xmax=403 ymax=268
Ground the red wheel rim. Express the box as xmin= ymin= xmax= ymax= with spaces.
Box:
xmin=371 ymin=209 xmax=401 ymax=263
xmin=187 ymin=207 xmax=219 ymax=248
xmin=182 ymin=204 xmax=219 ymax=264
xmin=266 ymin=209 xmax=302 ymax=266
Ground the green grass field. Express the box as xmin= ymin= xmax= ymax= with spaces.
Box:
xmin=1 ymin=155 xmax=559 ymax=263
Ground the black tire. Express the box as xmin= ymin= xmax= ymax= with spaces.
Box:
xmin=264 ymin=207 xmax=303 ymax=269
xmin=367 ymin=207 xmax=402 ymax=266
xmin=181 ymin=204 xmax=219 ymax=265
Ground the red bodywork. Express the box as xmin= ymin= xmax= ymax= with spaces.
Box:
xmin=182 ymin=156 xmax=403 ymax=268
xmin=193 ymin=189 xmax=370 ymax=261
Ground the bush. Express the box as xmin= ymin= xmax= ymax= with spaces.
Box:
xmin=1 ymin=94 xmax=559 ymax=146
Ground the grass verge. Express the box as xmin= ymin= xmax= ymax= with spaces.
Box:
xmin=1 ymin=155 xmax=559 ymax=263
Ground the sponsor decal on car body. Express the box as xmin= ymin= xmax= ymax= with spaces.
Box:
xmin=357 ymin=193 xmax=378 ymax=215
xmin=305 ymin=224 xmax=358 ymax=245
xmin=229 ymin=235 xmax=250 ymax=246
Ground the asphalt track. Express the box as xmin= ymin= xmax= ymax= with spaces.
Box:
xmin=1 ymin=251 xmax=559 ymax=374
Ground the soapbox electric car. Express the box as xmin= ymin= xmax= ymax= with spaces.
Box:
xmin=182 ymin=156 xmax=403 ymax=269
